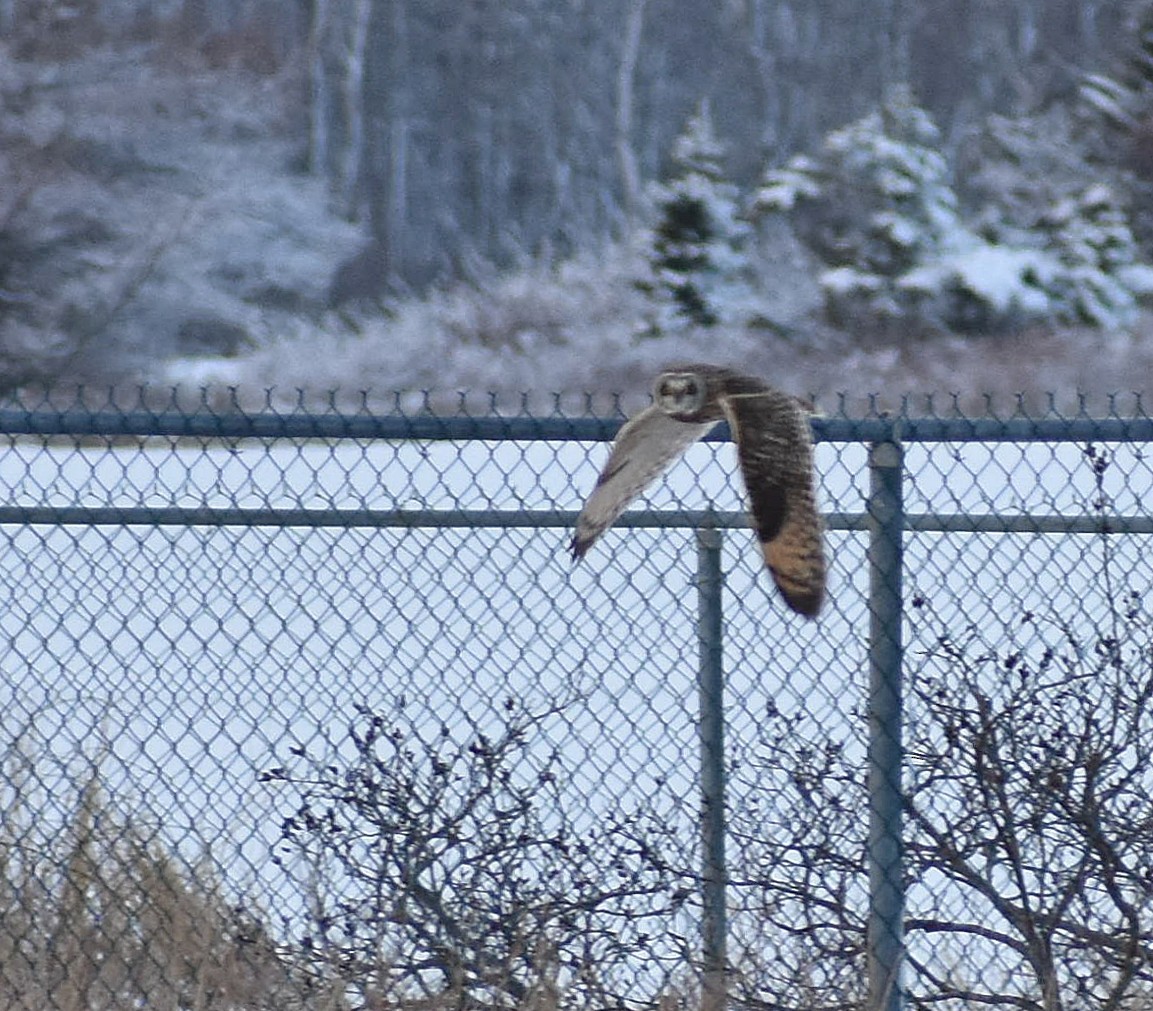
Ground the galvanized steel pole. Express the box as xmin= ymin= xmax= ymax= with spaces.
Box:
xmin=696 ymin=526 xmax=727 ymax=1011
xmin=867 ymin=434 xmax=906 ymax=1011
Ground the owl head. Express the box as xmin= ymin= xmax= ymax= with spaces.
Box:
xmin=654 ymin=369 xmax=708 ymax=418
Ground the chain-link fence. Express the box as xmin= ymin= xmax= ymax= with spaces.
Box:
xmin=2 ymin=390 xmax=1153 ymax=1011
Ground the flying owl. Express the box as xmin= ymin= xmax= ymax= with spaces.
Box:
xmin=570 ymin=364 xmax=826 ymax=617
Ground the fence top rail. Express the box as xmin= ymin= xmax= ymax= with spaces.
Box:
xmin=1 ymin=408 xmax=1152 ymax=444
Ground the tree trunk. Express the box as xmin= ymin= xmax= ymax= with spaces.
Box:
xmin=385 ymin=0 xmax=409 ymax=271
xmin=615 ymin=0 xmax=646 ymax=227
xmin=340 ymin=0 xmax=372 ymax=214
xmin=306 ymin=0 xmax=331 ymax=175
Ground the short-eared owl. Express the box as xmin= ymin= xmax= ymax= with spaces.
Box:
xmin=570 ymin=364 xmax=826 ymax=617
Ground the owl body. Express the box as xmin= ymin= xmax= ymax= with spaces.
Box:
xmin=572 ymin=363 xmax=826 ymax=617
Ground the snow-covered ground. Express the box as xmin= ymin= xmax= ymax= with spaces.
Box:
xmin=181 ymin=251 xmax=1153 ymax=418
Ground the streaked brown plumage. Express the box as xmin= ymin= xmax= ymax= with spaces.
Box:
xmin=570 ymin=364 xmax=826 ymax=617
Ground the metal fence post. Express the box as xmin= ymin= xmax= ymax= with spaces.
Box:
xmin=867 ymin=432 xmax=905 ymax=1011
xmin=696 ymin=526 xmax=727 ymax=1011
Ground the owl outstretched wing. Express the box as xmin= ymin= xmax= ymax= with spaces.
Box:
xmin=720 ymin=390 xmax=826 ymax=617
xmin=570 ymin=405 xmax=719 ymax=560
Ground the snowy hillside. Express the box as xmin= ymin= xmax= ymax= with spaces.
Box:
xmin=2 ymin=27 xmax=1153 ymax=415
xmin=0 ymin=42 xmax=360 ymax=387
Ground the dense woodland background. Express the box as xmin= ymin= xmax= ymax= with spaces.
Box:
xmin=3 ymin=0 xmax=1153 ymax=403
xmin=299 ymin=0 xmax=1132 ymax=285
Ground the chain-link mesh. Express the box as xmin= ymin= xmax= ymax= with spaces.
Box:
xmin=2 ymin=390 xmax=1152 ymax=1011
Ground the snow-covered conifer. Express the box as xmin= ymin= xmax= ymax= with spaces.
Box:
xmin=752 ymin=86 xmax=972 ymax=331
xmin=756 ymin=85 xmax=1153 ymax=333
xmin=637 ymin=101 xmax=753 ymax=334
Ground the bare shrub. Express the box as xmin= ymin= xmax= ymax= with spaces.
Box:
xmin=729 ymin=444 xmax=1153 ymax=1010
xmin=264 ymin=697 xmax=685 ymax=1010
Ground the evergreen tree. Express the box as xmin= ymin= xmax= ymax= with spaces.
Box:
xmin=1078 ymin=2 xmax=1153 ymax=248
xmin=1080 ymin=2 xmax=1153 ymax=140
xmin=754 ymin=85 xmax=1153 ymax=334
xmin=638 ymin=101 xmax=752 ymax=334
xmin=1040 ymin=182 xmax=1152 ymax=325
xmin=751 ymin=85 xmax=970 ymax=331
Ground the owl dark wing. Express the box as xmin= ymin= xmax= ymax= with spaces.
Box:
xmin=571 ymin=405 xmax=719 ymax=560
xmin=720 ymin=390 xmax=826 ymax=617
